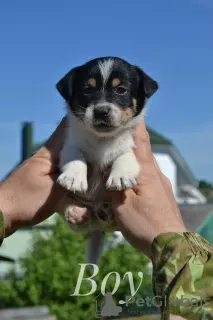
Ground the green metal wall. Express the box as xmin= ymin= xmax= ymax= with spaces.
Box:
xmin=196 ymin=211 xmax=213 ymax=245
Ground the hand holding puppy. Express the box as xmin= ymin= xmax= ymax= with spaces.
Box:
xmin=111 ymin=120 xmax=186 ymax=257
xmin=0 ymin=118 xmax=69 ymax=237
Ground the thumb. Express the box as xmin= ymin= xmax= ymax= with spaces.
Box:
xmin=110 ymin=188 xmax=134 ymax=211
xmin=37 ymin=117 xmax=67 ymax=162
xmin=110 ymin=190 xmax=123 ymax=210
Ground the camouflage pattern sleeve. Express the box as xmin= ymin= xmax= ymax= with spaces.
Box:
xmin=0 ymin=210 xmax=5 ymax=247
xmin=151 ymin=232 xmax=213 ymax=319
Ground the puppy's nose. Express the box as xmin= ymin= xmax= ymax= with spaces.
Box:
xmin=94 ymin=105 xmax=110 ymax=120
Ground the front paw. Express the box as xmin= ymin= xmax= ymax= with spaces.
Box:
xmin=57 ymin=171 xmax=88 ymax=193
xmin=106 ymin=165 xmax=140 ymax=191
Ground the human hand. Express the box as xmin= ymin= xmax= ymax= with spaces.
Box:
xmin=0 ymin=118 xmax=69 ymax=237
xmin=111 ymin=120 xmax=186 ymax=257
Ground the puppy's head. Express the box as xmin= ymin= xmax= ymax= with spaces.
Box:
xmin=56 ymin=57 xmax=158 ymax=136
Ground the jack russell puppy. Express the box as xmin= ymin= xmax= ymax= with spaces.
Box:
xmin=56 ymin=57 xmax=158 ymax=266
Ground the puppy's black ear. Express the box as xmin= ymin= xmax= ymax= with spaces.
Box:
xmin=134 ymin=66 xmax=159 ymax=99
xmin=56 ymin=66 xmax=79 ymax=101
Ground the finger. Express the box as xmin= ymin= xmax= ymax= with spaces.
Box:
xmin=31 ymin=181 xmax=68 ymax=225
xmin=152 ymin=156 xmax=182 ymax=220
xmin=110 ymin=188 xmax=135 ymax=209
xmin=152 ymin=156 xmax=173 ymax=196
xmin=152 ymin=156 xmax=175 ymax=198
xmin=37 ymin=117 xmax=67 ymax=160
xmin=132 ymin=121 xmax=159 ymax=189
xmin=133 ymin=120 xmax=154 ymax=164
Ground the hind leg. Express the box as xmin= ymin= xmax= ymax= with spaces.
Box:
xmin=65 ymin=205 xmax=89 ymax=225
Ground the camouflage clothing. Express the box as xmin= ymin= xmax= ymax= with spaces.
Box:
xmin=0 ymin=209 xmax=213 ymax=319
xmin=152 ymin=232 xmax=213 ymax=319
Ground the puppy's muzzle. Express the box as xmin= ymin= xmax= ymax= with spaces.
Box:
xmin=91 ymin=102 xmax=120 ymax=132
xmin=93 ymin=104 xmax=111 ymax=122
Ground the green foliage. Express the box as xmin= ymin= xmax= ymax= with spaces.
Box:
xmin=199 ymin=179 xmax=213 ymax=201
xmin=0 ymin=217 xmax=153 ymax=320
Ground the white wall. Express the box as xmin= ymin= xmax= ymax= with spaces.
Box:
xmin=0 ymin=214 xmax=57 ymax=276
xmin=153 ymin=153 xmax=177 ymax=197
xmin=0 ymin=230 xmax=33 ymax=276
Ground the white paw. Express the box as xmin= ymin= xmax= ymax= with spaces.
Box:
xmin=57 ymin=170 xmax=88 ymax=193
xmin=106 ymin=166 xmax=140 ymax=191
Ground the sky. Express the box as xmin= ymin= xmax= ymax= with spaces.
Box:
xmin=0 ymin=0 xmax=213 ymax=182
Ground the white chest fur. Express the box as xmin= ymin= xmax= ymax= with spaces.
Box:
xmin=65 ymin=119 xmax=135 ymax=167
xmin=57 ymin=112 xmax=141 ymax=232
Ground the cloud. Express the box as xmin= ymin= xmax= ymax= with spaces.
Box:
xmin=167 ymin=123 xmax=213 ymax=182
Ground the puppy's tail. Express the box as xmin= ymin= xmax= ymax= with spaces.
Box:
xmin=86 ymin=231 xmax=105 ymax=273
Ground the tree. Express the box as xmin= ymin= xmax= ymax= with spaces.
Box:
xmin=199 ymin=180 xmax=213 ymax=201
xmin=0 ymin=217 xmax=154 ymax=320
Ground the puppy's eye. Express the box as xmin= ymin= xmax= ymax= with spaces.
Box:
xmin=115 ymin=86 xmax=127 ymax=95
xmin=83 ymin=86 xmax=94 ymax=95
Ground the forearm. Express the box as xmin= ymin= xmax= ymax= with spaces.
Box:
xmin=151 ymin=232 xmax=213 ymax=319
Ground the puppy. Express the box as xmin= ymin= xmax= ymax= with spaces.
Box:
xmin=56 ymin=57 xmax=158 ymax=265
